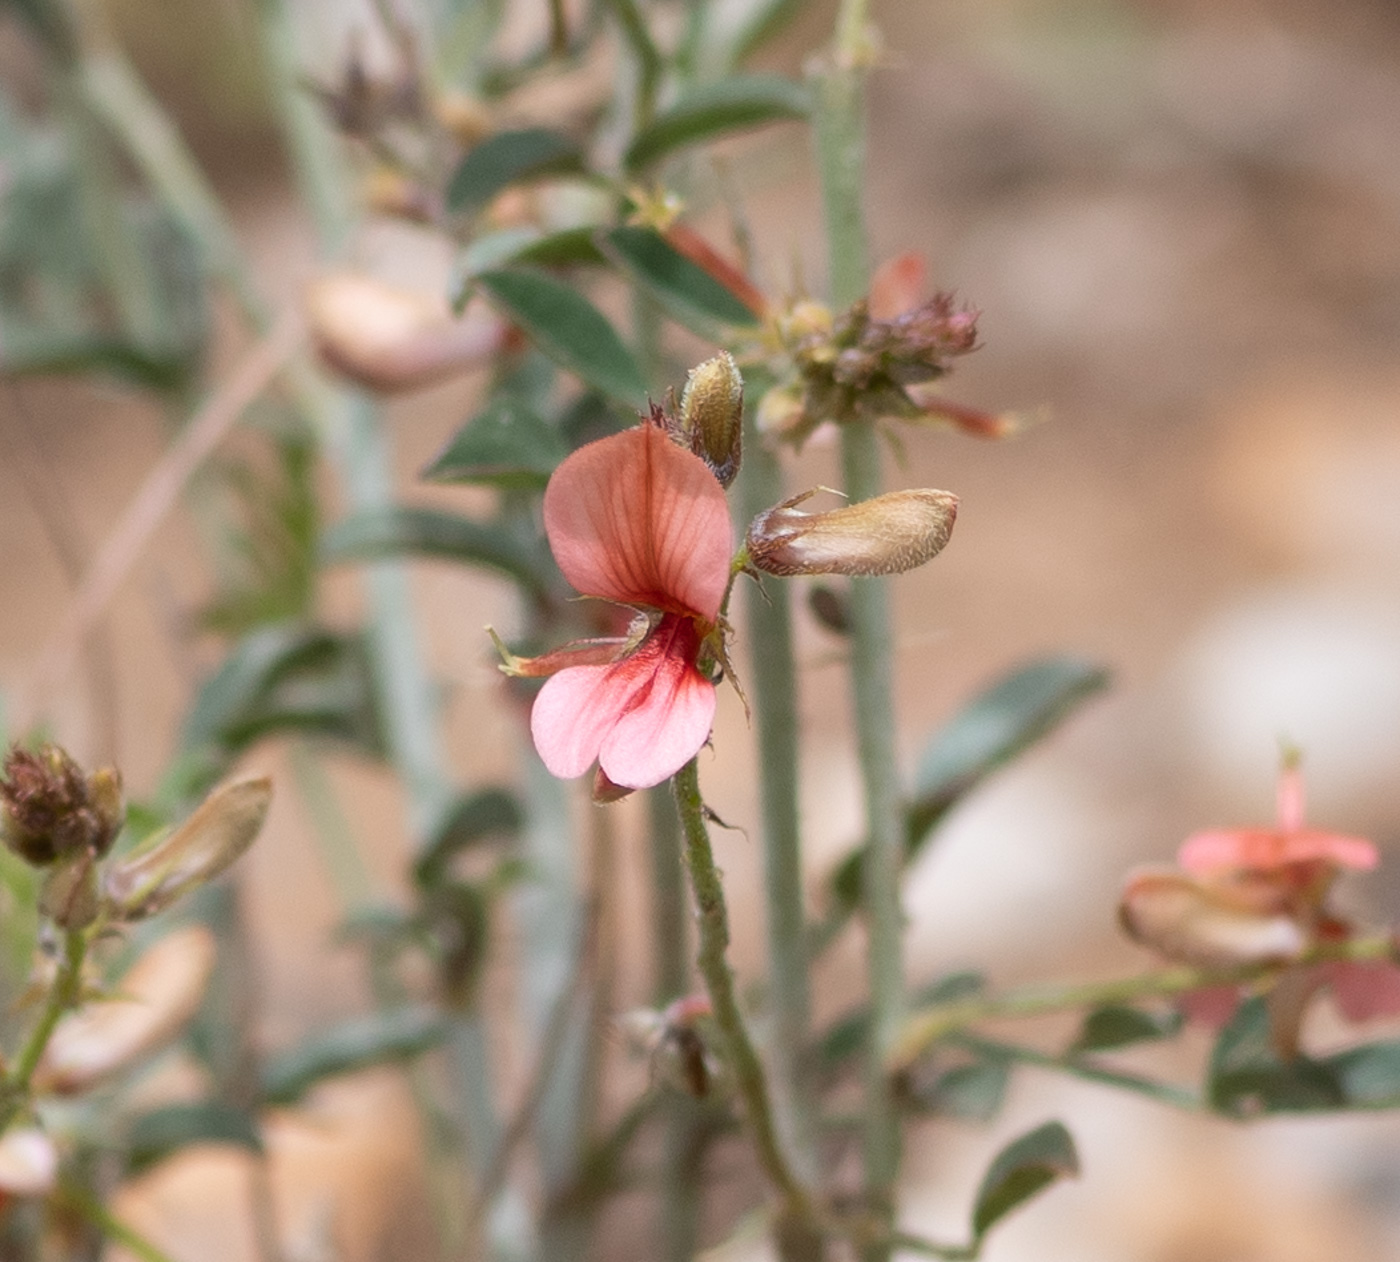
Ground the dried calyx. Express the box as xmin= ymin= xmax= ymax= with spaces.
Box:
xmin=0 ymin=745 xmax=122 ymax=869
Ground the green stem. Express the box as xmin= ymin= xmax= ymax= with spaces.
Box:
xmin=672 ymin=759 xmax=816 ymax=1247
xmin=646 ymin=786 xmax=704 ymax=1262
xmin=893 ymin=933 xmax=1400 ymax=1069
xmin=2 ymin=928 xmax=86 ymax=1125
xmin=813 ymin=0 xmax=901 ymax=1239
xmin=947 ymin=1032 xmax=1201 ymax=1111
xmin=61 ymin=1179 xmax=182 ymax=1262
xmin=737 ymin=413 xmax=820 ymax=1186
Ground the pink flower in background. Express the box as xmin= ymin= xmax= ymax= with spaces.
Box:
xmin=1178 ymin=760 xmax=1378 ymax=876
xmin=1121 ymin=759 xmax=1400 ymax=1042
xmin=526 ymin=422 xmax=733 ymax=790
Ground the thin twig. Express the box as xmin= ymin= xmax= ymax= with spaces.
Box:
xmin=15 ymin=309 xmax=304 ymax=734
xmin=466 ymin=911 xmax=598 ymax=1230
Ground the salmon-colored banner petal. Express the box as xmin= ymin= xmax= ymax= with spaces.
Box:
xmin=543 ymin=424 xmax=732 ymax=620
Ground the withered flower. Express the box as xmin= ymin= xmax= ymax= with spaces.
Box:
xmin=0 ymin=745 xmax=122 ymax=868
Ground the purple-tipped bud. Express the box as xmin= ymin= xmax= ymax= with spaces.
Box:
xmin=677 ymin=352 xmax=744 ymax=488
xmin=747 ymin=488 xmax=958 ymax=577
xmin=0 ymin=745 xmax=123 ymax=868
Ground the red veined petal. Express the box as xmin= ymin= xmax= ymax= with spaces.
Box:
xmin=528 ymin=615 xmax=716 ymax=788
xmin=543 ymin=424 xmax=732 ymax=619
xmin=598 ymin=653 xmax=715 ymax=790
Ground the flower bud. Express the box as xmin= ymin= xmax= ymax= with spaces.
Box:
xmin=677 ymin=352 xmax=744 ymax=487
xmin=362 ymin=167 xmax=437 ymax=224
xmin=746 ymin=488 xmax=958 ymax=577
xmin=1118 ymin=868 xmax=1310 ymax=969
xmin=305 ymin=272 xmax=501 ymax=393
xmin=102 ymin=778 xmax=272 ymax=922
xmin=434 ymin=92 xmax=492 ymax=146
xmin=35 ymin=926 xmax=216 ymax=1095
xmin=0 ymin=745 xmax=122 ymax=868
xmin=0 ymin=1128 xmax=58 ymax=1199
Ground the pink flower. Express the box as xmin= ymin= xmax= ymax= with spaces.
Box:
xmin=1178 ymin=762 xmax=1378 ymax=875
xmin=526 ymin=422 xmax=733 ymax=790
xmin=1121 ymin=759 xmax=1400 ymax=1041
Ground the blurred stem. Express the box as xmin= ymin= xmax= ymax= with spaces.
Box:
xmin=60 ymin=1181 xmax=179 ymax=1262
xmin=0 ymin=927 xmax=85 ymax=1127
xmin=947 ymin=1032 xmax=1201 ymax=1111
xmin=601 ymin=0 xmax=663 ymax=126
xmin=673 ymin=759 xmax=818 ymax=1256
xmin=813 ymin=0 xmax=900 ymax=1245
xmin=646 ymin=785 xmax=704 ymax=1262
xmin=737 ymin=411 xmax=820 ymax=1192
xmin=893 ymin=931 xmax=1400 ymax=1069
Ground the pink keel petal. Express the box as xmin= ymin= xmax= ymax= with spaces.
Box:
xmin=598 ymin=659 xmax=716 ymax=789
xmin=530 ymin=665 xmax=628 ymax=780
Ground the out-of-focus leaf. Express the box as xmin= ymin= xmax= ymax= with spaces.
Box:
xmin=420 ymin=881 xmax=491 ymax=1008
xmin=558 ymin=389 xmax=629 ymax=450
xmin=475 ymin=269 xmax=648 ymax=407
xmin=599 ymin=226 xmax=762 ymax=336
xmin=260 ymin=1008 xmax=448 ymax=1105
xmin=1325 ymin=1041 xmax=1400 ymax=1109
xmin=422 ymin=396 xmax=567 ymax=490
xmin=1207 ymin=997 xmax=1344 ymax=1115
xmin=181 ymin=625 xmax=382 ymax=766
xmin=821 ymin=657 xmax=1109 ymax=937
xmin=334 ymin=904 xmax=419 ymax=948
xmin=815 ymin=971 xmax=984 ymax=1070
xmin=1067 ymin=1004 xmax=1183 ymax=1056
xmin=415 ymin=787 xmax=523 ymax=886
xmin=915 ymin=1058 xmax=1011 ymax=1124
xmin=321 ymin=507 xmax=556 ymax=600
xmin=623 ymin=75 xmax=810 ymax=172
xmin=971 ymin=1120 xmax=1079 ymax=1241
xmin=446 ymin=128 xmax=585 ymax=214
xmin=453 ymin=227 xmax=607 ymax=307
xmin=0 ymin=335 xmax=186 ymax=388
xmin=202 ymin=432 xmax=318 ymax=635
xmin=125 ymin=1102 xmax=262 ymax=1175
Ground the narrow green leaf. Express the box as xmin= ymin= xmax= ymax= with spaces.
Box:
xmin=321 ymin=507 xmax=556 ymax=600
xmin=1325 ymin=1041 xmax=1400 ymax=1109
xmin=475 ymin=269 xmax=648 ymax=407
xmin=452 ymin=227 xmax=608 ymax=309
xmin=917 ymin=1058 xmax=1011 ymax=1124
xmin=600 ymin=225 xmax=762 ymax=335
xmin=1207 ymin=997 xmax=1344 ymax=1115
xmin=446 ymin=128 xmax=584 ymax=214
xmin=422 ymin=396 xmax=567 ymax=490
xmin=971 ymin=1120 xmax=1079 ymax=1241
xmin=125 ymin=1102 xmax=262 ymax=1175
xmin=823 ymin=657 xmax=1110 ymax=925
xmin=415 ymin=786 xmax=523 ymax=886
xmin=261 ymin=1008 xmax=448 ymax=1105
xmin=1067 ymin=1004 xmax=1183 ymax=1056
xmin=624 ymin=74 xmax=811 ymax=172
xmin=181 ymin=625 xmax=382 ymax=769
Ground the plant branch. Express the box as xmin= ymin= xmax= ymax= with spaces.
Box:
xmin=892 ymin=933 xmax=1400 ymax=1070
xmin=1 ymin=928 xmax=87 ymax=1130
xmin=672 ymin=758 xmax=815 ymax=1238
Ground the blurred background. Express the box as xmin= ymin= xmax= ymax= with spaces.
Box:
xmin=4 ymin=0 xmax=1400 ymax=1258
